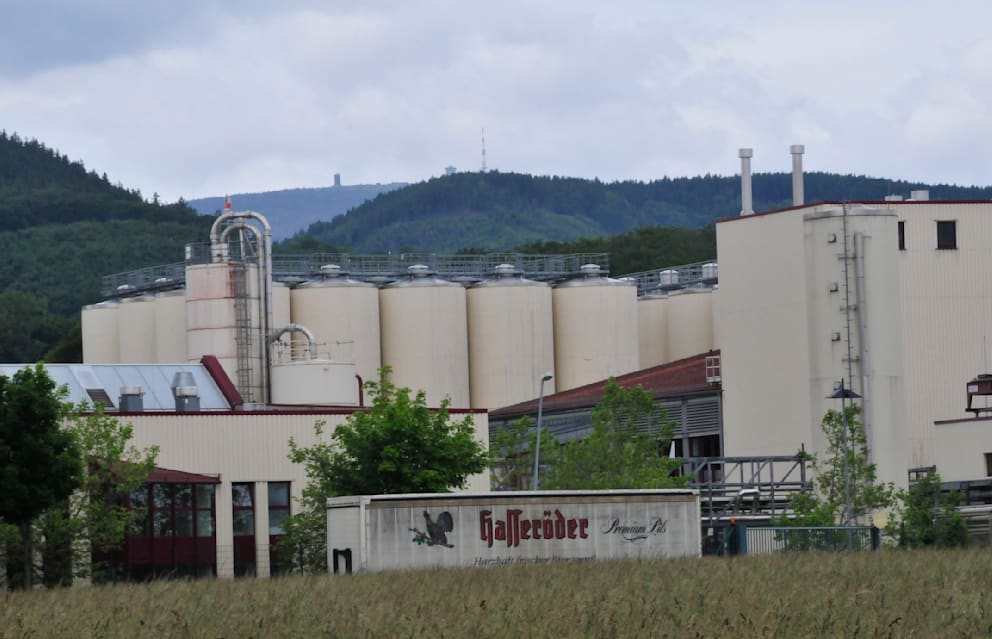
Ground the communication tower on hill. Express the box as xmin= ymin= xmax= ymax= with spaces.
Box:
xmin=481 ymin=128 xmax=487 ymax=173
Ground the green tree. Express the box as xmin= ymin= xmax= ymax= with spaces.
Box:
xmin=280 ymin=368 xmax=490 ymax=572
xmin=0 ymin=364 xmax=82 ymax=590
xmin=897 ymin=470 xmax=969 ymax=549
xmin=541 ymin=378 xmax=685 ymax=490
xmin=489 ymin=416 xmax=557 ymax=490
xmin=779 ymin=404 xmax=897 ymax=527
xmin=36 ymin=403 xmax=159 ymax=585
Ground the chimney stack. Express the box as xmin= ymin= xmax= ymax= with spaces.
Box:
xmin=790 ymin=144 xmax=805 ymax=206
xmin=739 ymin=148 xmax=754 ymax=216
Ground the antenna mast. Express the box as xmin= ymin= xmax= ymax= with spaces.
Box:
xmin=481 ymin=128 xmax=487 ymax=173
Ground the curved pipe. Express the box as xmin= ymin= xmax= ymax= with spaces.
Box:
xmin=267 ymin=323 xmax=318 ymax=360
xmin=210 ymin=208 xmax=274 ymax=404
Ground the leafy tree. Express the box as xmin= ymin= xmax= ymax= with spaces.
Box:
xmin=489 ymin=415 xmax=557 ymax=490
xmin=541 ymin=378 xmax=685 ymax=490
xmin=779 ymin=404 xmax=897 ymax=527
xmin=0 ymin=364 xmax=82 ymax=590
xmin=36 ymin=403 xmax=159 ymax=585
xmin=280 ymin=368 xmax=490 ymax=572
xmin=897 ymin=470 xmax=969 ymax=549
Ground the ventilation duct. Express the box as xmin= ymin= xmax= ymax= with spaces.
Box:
xmin=739 ymin=148 xmax=754 ymax=215
xmin=119 ymin=385 xmax=144 ymax=412
xmin=171 ymin=371 xmax=201 ymax=412
xmin=790 ymin=144 xmax=805 ymax=206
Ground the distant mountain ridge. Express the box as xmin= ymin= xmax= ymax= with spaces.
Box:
xmin=187 ymin=183 xmax=407 ymax=241
xmin=288 ymin=170 xmax=992 ymax=253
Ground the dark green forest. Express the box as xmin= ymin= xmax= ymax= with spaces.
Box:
xmin=285 ymin=170 xmax=992 ymax=253
xmin=0 ymin=132 xmax=213 ymax=362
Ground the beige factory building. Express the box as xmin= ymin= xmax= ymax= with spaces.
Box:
xmin=716 ymin=149 xmax=992 ymax=487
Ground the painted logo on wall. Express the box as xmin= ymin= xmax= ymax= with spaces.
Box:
xmin=411 ymin=510 xmax=454 ymax=548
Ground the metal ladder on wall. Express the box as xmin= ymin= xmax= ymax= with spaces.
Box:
xmin=231 ymin=261 xmax=254 ymax=403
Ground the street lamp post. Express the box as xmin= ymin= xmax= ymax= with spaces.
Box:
xmin=532 ymin=372 xmax=554 ymax=490
xmin=827 ymin=379 xmax=861 ymax=526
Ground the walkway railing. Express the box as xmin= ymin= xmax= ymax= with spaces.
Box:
xmin=736 ymin=524 xmax=881 ymax=555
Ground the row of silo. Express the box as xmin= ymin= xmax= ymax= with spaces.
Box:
xmin=85 ymin=261 xmax=700 ymax=409
xmin=637 ymin=285 xmax=720 ymax=370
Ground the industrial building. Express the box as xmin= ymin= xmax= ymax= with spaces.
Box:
xmin=55 ymin=146 xmax=992 ymax=577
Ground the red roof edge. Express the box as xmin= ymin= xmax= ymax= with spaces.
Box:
xmin=200 ymin=355 xmax=242 ymax=407
xmin=148 ymin=466 xmax=221 ymax=484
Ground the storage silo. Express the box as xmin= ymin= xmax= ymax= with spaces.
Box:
xmin=272 ymin=281 xmax=291 ymax=329
xmin=666 ymin=289 xmax=715 ymax=361
xmin=379 ymin=265 xmax=469 ymax=407
xmin=290 ymin=265 xmax=381 ymax=384
xmin=118 ymin=294 xmax=157 ymax=363
xmin=185 ymin=262 xmax=263 ymax=402
xmin=637 ymin=293 xmax=669 ymax=369
xmin=81 ymin=300 xmax=120 ymax=364
xmin=467 ymin=264 xmax=555 ymax=409
xmin=154 ymin=288 xmax=187 ymax=363
xmin=552 ymin=265 xmax=638 ymax=391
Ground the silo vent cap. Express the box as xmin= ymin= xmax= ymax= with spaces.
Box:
xmin=494 ymin=264 xmax=517 ymax=277
xmin=319 ymin=264 xmax=344 ymax=277
xmin=408 ymin=264 xmax=431 ymax=277
xmin=579 ymin=264 xmax=603 ymax=277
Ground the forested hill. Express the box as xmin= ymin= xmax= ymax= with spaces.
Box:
xmin=0 ymin=131 xmax=213 ymax=362
xmin=286 ymin=170 xmax=992 ymax=253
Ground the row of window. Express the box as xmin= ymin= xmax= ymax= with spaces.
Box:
xmin=113 ymin=480 xmax=291 ymax=580
xmin=897 ymin=220 xmax=957 ymax=250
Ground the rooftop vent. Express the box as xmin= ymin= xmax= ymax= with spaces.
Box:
xmin=171 ymin=371 xmax=201 ymax=412
xmin=119 ymin=385 xmax=144 ymax=412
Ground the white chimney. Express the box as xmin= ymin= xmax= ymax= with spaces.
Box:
xmin=790 ymin=144 xmax=805 ymax=206
xmin=739 ymin=148 xmax=754 ymax=216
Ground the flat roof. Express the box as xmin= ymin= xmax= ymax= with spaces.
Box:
xmin=0 ymin=363 xmax=231 ymax=411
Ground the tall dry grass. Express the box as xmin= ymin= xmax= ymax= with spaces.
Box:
xmin=1 ymin=549 xmax=990 ymax=638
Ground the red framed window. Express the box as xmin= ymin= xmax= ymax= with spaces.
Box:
xmin=232 ymin=483 xmax=256 ymax=577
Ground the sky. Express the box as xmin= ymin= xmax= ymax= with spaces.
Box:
xmin=2 ymin=1 xmax=992 ymax=203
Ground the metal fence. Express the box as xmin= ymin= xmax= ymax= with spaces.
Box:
xmin=101 ymin=248 xmax=613 ymax=297
xmin=736 ymin=524 xmax=881 ymax=555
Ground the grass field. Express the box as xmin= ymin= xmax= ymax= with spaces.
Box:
xmin=2 ymin=549 xmax=990 ymax=638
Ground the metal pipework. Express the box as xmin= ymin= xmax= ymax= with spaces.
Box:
xmin=854 ymin=232 xmax=872 ymax=463
xmin=209 ymin=207 xmax=275 ymax=405
xmin=267 ymin=323 xmax=319 ymax=360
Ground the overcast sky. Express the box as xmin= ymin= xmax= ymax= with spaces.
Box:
xmin=2 ymin=1 xmax=991 ymax=203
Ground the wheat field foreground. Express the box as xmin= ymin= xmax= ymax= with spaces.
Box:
xmin=2 ymin=549 xmax=991 ymax=638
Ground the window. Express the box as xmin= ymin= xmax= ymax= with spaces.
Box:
xmin=268 ymin=482 xmax=291 ymax=575
xmin=937 ymin=220 xmax=957 ymax=250
xmin=232 ymin=483 xmax=256 ymax=577
xmin=898 ymin=221 xmax=906 ymax=250
xmin=111 ymin=482 xmax=217 ymax=582
xmin=985 ymin=453 xmax=992 ymax=477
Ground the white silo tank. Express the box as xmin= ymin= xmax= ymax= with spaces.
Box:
xmin=81 ymin=300 xmax=120 ymax=364
xmin=666 ymin=289 xmax=715 ymax=361
xmin=637 ymin=293 xmax=670 ymax=369
xmin=154 ymin=288 xmax=187 ymax=363
xmin=552 ymin=264 xmax=638 ymax=391
xmin=379 ymin=265 xmax=469 ymax=407
xmin=118 ymin=295 xmax=156 ymax=363
xmin=467 ymin=264 xmax=555 ymax=409
xmin=272 ymin=281 xmax=291 ymax=329
xmin=290 ymin=265 xmax=381 ymax=384
xmin=185 ymin=262 xmax=262 ymax=401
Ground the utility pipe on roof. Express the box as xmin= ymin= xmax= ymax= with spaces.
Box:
xmin=790 ymin=144 xmax=805 ymax=206
xmin=739 ymin=148 xmax=754 ymax=216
